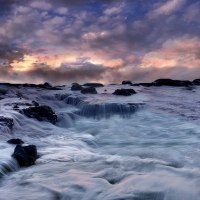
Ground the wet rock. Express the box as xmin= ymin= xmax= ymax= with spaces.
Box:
xmin=0 ymin=116 xmax=14 ymax=129
xmin=113 ymin=89 xmax=136 ymax=96
xmin=122 ymin=80 xmax=132 ymax=85
xmin=139 ymin=83 xmax=153 ymax=87
xmin=0 ymin=89 xmax=7 ymax=95
xmin=21 ymin=105 xmax=57 ymax=124
xmin=32 ymin=100 xmax=39 ymax=106
xmin=7 ymin=138 xmax=24 ymax=145
xmin=12 ymin=144 xmax=37 ymax=166
xmin=193 ymin=79 xmax=200 ymax=85
xmin=71 ymin=83 xmax=83 ymax=91
xmin=81 ymin=87 xmax=98 ymax=94
xmin=153 ymin=79 xmax=192 ymax=86
xmin=43 ymin=82 xmax=52 ymax=88
xmin=83 ymin=83 xmax=104 ymax=87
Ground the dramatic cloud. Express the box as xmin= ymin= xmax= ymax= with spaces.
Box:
xmin=0 ymin=0 xmax=200 ymax=84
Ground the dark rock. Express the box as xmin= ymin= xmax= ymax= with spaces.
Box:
xmin=21 ymin=105 xmax=57 ymax=124
xmin=0 ymin=116 xmax=14 ymax=129
xmin=71 ymin=84 xmax=83 ymax=91
xmin=43 ymin=82 xmax=52 ymax=88
xmin=0 ymin=89 xmax=7 ymax=95
xmin=139 ymin=83 xmax=153 ymax=87
xmin=81 ymin=87 xmax=97 ymax=94
xmin=122 ymin=80 xmax=132 ymax=85
xmin=12 ymin=144 xmax=37 ymax=166
xmin=193 ymin=79 xmax=200 ymax=85
xmin=32 ymin=100 xmax=39 ymax=106
xmin=113 ymin=89 xmax=136 ymax=96
xmin=83 ymin=83 xmax=104 ymax=87
xmin=71 ymin=83 xmax=79 ymax=86
xmin=153 ymin=79 xmax=192 ymax=86
xmin=7 ymin=138 xmax=24 ymax=145
xmin=132 ymin=83 xmax=140 ymax=86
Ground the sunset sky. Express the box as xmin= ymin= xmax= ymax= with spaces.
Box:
xmin=0 ymin=0 xmax=200 ymax=84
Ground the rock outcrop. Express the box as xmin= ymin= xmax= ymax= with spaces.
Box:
xmin=113 ymin=89 xmax=136 ymax=96
xmin=81 ymin=87 xmax=98 ymax=94
xmin=20 ymin=105 xmax=57 ymax=124
xmin=12 ymin=144 xmax=37 ymax=166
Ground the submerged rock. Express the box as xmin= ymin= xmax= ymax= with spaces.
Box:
xmin=0 ymin=116 xmax=14 ymax=129
xmin=12 ymin=144 xmax=37 ymax=166
xmin=81 ymin=87 xmax=98 ymax=94
xmin=21 ymin=105 xmax=57 ymax=124
xmin=83 ymin=83 xmax=104 ymax=87
xmin=113 ymin=89 xmax=136 ymax=96
xmin=122 ymin=80 xmax=132 ymax=85
xmin=7 ymin=138 xmax=24 ymax=145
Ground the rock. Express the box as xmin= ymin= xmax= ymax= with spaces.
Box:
xmin=0 ymin=116 xmax=14 ymax=129
xmin=12 ymin=144 xmax=37 ymax=166
xmin=113 ymin=89 xmax=136 ymax=96
xmin=7 ymin=138 xmax=24 ymax=145
xmin=193 ymin=79 xmax=200 ymax=85
xmin=0 ymin=89 xmax=7 ymax=95
xmin=32 ymin=100 xmax=39 ymax=106
xmin=81 ymin=87 xmax=97 ymax=94
xmin=43 ymin=82 xmax=52 ymax=88
xmin=132 ymin=83 xmax=140 ymax=86
xmin=83 ymin=83 xmax=104 ymax=87
xmin=139 ymin=83 xmax=153 ymax=87
xmin=71 ymin=84 xmax=83 ymax=91
xmin=122 ymin=80 xmax=132 ymax=85
xmin=21 ymin=105 xmax=57 ymax=124
xmin=71 ymin=83 xmax=79 ymax=86
xmin=153 ymin=79 xmax=192 ymax=86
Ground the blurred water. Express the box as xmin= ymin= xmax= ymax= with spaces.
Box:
xmin=0 ymin=85 xmax=200 ymax=200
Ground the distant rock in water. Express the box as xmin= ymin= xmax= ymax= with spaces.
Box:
xmin=43 ymin=82 xmax=52 ymax=88
xmin=122 ymin=80 xmax=132 ymax=85
xmin=113 ymin=89 xmax=136 ymax=96
xmin=193 ymin=79 xmax=200 ymax=85
xmin=139 ymin=83 xmax=153 ymax=87
xmin=83 ymin=83 xmax=104 ymax=87
xmin=0 ymin=116 xmax=14 ymax=129
xmin=12 ymin=144 xmax=37 ymax=167
xmin=20 ymin=105 xmax=57 ymax=124
xmin=81 ymin=87 xmax=97 ymax=94
xmin=32 ymin=100 xmax=39 ymax=106
xmin=71 ymin=83 xmax=83 ymax=91
xmin=7 ymin=138 xmax=24 ymax=145
xmin=153 ymin=79 xmax=192 ymax=86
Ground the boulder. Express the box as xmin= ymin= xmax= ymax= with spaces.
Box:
xmin=7 ymin=138 xmax=24 ymax=145
xmin=0 ymin=116 xmax=14 ymax=129
xmin=122 ymin=80 xmax=132 ymax=85
xmin=113 ymin=89 xmax=136 ymax=96
xmin=43 ymin=82 xmax=52 ymax=88
xmin=21 ymin=105 xmax=57 ymax=124
xmin=32 ymin=100 xmax=39 ymax=106
xmin=12 ymin=144 xmax=37 ymax=166
xmin=81 ymin=87 xmax=97 ymax=94
xmin=193 ymin=79 xmax=200 ymax=85
xmin=71 ymin=84 xmax=83 ymax=91
xmin=83 ymin=83 xmax=104 ymax=87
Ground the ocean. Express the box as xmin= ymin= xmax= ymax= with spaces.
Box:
xmin=0 ymin=84 xmax=200 ymax=200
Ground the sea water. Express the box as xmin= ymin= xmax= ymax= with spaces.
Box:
xmin=0 ymin=85 xmax=200 ymax=200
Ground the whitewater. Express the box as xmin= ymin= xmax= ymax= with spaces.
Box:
xmin=0 ymin=84 xmax=200 ymax=200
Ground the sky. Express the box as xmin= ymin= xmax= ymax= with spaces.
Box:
xmin=0 ymin=0 xmax=200 ymax=84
